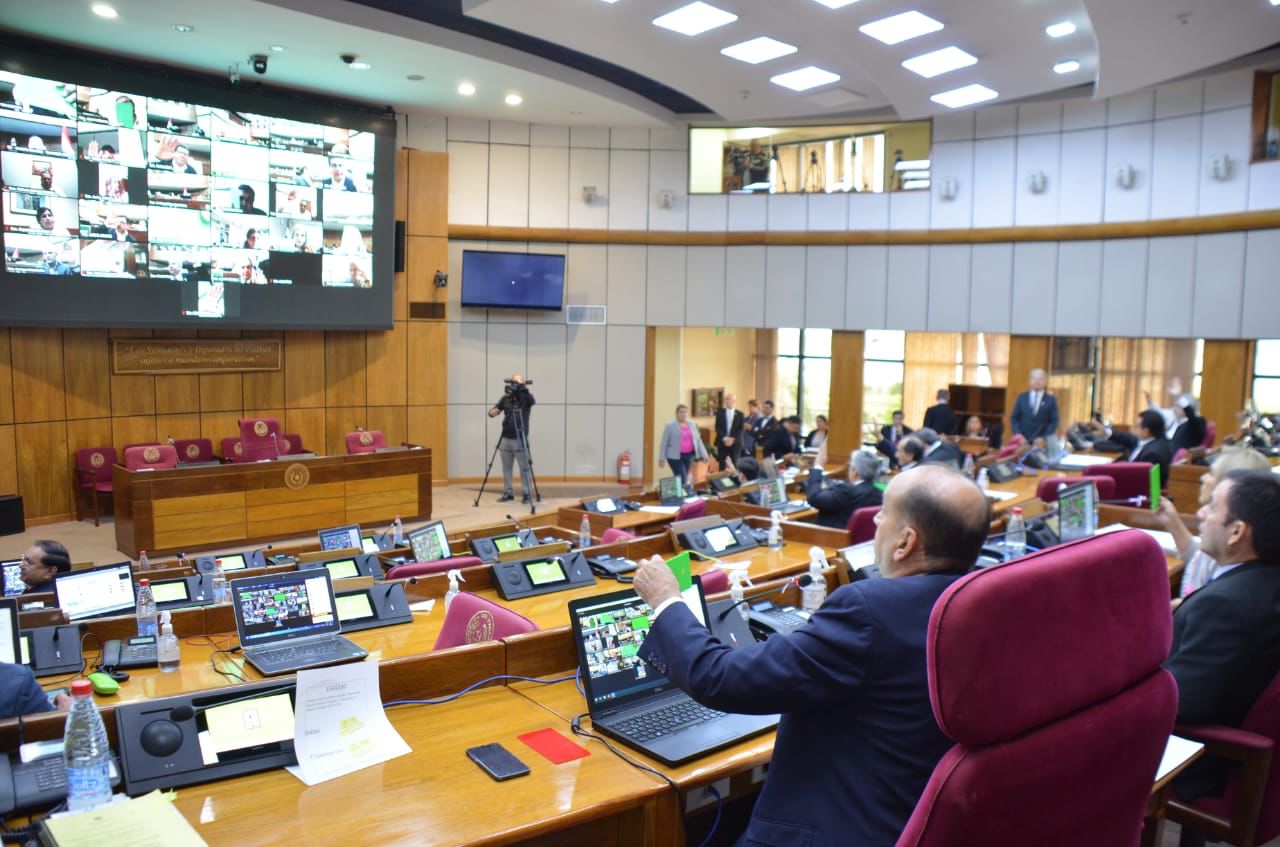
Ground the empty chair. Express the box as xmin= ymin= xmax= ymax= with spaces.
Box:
xmin=124 ymin=444 xmax=178 ymax=471
xmin=238 ymin=417 xmax=282 ymax=461
xmin=846 ymin=506 xmax=881 ymax=545
xmin=674 ymin=499 xmax=706 ymax=521
xmin=896 ymin=530 xmax=1177 ymax=846
xmin=1172 ymin=447 xmax=1190 ymax=465
xmin=600 ymin=528 xmax=637 ymax=545
xmin=281 ymin=433 xmax=307 ymax=455
xmin=1083 ymin=462 xmax=1155 ymax=503
xmin=220 ymin=436 xmax=249 ymax=463
xmin=122 ymin=441 xmax=161 ymax=455
xmin=73 ymin=446 xmax=116 ymax=526
xmin=433 ymin=592 xmax=537 ymax=650
xmin=385 ymin=556 xmax=484 ymax=580
xmin=174 ymin=437 xmax=214 ymax=464
xmin=345 ymin=429 xmax=386 ymax=455
xmin=1035 ymin=476 xmax=1116 ymax=503
xmin=699 ymin=568 xmax=730 ymax=595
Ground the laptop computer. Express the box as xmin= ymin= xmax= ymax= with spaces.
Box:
xmin=409 ymin=521 xmax=451 ymax=564
xmin=2 ymin=560 xmax=25 ymax=596
xmin=569 ymin=585 xmax=778 ymax=767
xmin=1055 ymin=479 xmax=1098 ymax=543
xmin=755 ymin=478 xmax=808 ymax=514
xmin=657 ymin=475 xmax=686 ymax=507
xmin=231 ymin=570 xmax=368 ymax=676
xmin=317 ymin=524 xmax=361 ymax=553
xmin=55 ymin=562 xmax=136 ymax=621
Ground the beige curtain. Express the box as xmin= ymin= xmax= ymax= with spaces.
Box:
xmin=904 ymin=332 xmax=960 ymax=427
xmin=958 ymin=333 xmax=1010 ymax=386
xmin=753 ymin=331 xmax=777 ymax=409
xmin=1098 ymin=338 xmax=1198 ymax=427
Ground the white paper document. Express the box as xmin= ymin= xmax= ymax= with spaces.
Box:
xmin=639 ymin=505 xmax=679 ymax=515
xmin=1054 ymin=454 xmax=1114 ymax=468
xmin=1156 ymin=735 xmax=1204 ymax=782
xmin=984 ymin=490 xmax=1018 ymax=501
xmin=286 ymin=660 xmax=410 ymax=786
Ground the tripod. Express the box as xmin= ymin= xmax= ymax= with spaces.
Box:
xmin=474 ymin=399 xmax=541 ymax=514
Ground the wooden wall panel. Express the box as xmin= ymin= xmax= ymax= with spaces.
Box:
xmin=156 ymin=414 xmax=202 ymax=444
xmin=62 ymin=329 xmax=110 ymax=420
xmin=366 ymin=322 xmax=408 ymax=406
xmin=406 ymin=236 xmax=449 ymax=307
xmin=112 ymin=416 xmax=158 ymax=452
xmin=1200 ymin=340 xmax=1252 ymax=444
xmin=241 ymin=330 xmax=285 ymax=409
xmin=109 ymin=371 xmax=155 ymax=417
xmin=407 ymin=322 xmax=448 ymax=406
xmin=199 ymin=372 xmax=243 ymax=412
xmin=200 ymin=412 xmax=242 ymax=449
xmin=0 ymin=425 xmax=16 ymax=496
xmin=325 ymin=408 xmax=366 ymax=456
xmin=828 ymin=331 xmax=865 ymax=460
xmin=365 ymin=405 xmax=408 ymax=448
xmin=407 ymin=405 xmax=447 ymax=459
xmin=284 ymin=408 xmax=326 ymax=457
xmin=284 ymin=331 xmax=326 ymax=408
xmin=10 ymin=328 xmax=65 ymax=422
xmin=324 ymin=332 xmax=367 ymax=408
xmin=15 ymin=422 xmax=70 ymax=517
xmin=154 ymin=374 xmax=200 ymax=414
xmin=0 ymin=332 xmax=13 ymax=424
xmin=1004 ymin=336 xmax=1052 ymax=437
xmin=66 ymin=417 xmax=112 ymax=456
xmin=406 ymin=150 xmax=448 ymax=237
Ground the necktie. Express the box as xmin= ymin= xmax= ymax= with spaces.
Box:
xmin=1032 ymin=392 xmax=1041 ymax=415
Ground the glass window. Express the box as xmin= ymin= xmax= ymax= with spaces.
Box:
xmin=1254 ymin=340 xmax=1280 ymax=414
xmin=775 ymin=329 xmax=832 ymax=431
xmin=863 ymin=330 xmax=905 ymax=440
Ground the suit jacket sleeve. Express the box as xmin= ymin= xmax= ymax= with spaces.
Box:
xmin=0 ymin=664 xmax=52 ymax=720
xmin=639 ymin=588 xmax=873 ymax=714
xmin=1166 ymin=591 xmax=1251 ymax=724
xmin=658 ymin=422 xmax=676 ymax=461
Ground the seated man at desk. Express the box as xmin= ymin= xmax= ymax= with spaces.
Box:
xmin=763 ymin=415 xmax=802 ymax=460
xmin=0 ymin=663 xmax=70 ymax=719
xmin=896 ymin=435 xmax=925 ymax=472
xmin=806 ymin=450 xmax=882 ymax=530
xmin=916 ymin=428 xmax=962 ymax=468
xmin=19 ymin=540 xmax=71 ymax=593
xmin=634 ymin=465 xmax=990 ymax=846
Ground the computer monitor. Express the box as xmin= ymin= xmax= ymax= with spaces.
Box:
xmin=317 ymin=524 xmax=361 ymax=552
xmin=360 ymin=536 xmax=381 ymax=555
xmin=149 ymin=579 xmax=191 ymax=605
xmin=216 ymin=553 xmax=248 ymax=572
xmin=658 ymin=475 xmax=685 ymax=505
xmin=231 ymin=570 xmax=339 ymax=647
xmin=2 ymin=560 xmax=24 ymax=596
xmin=491 ymin=534 xmax=524 ymax=555
xmin=1057 ymin=480 xmax=1097 ymax=543
xmin=55 ymin=562 xmax=136 ymax=621
xmin=335 ymin=590 xmax=377 ymax=625
xmin=0 ymin=597 xmax=18 ymax=665
xmin=707 ymin=473 xmax=740 ymax=492
xmin=409 ymin=521 xmax=451 ymax=564
xmin=321 ymin=558 xmax=360 ymax=580
xmin=757 ymin=478 xmax=788 ymax=508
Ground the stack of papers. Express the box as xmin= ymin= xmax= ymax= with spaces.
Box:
xmin=1096 ymin=524 xmax=1180 ymax=554
xmin=43 ymin=791 xmax=206 ymax=846
xmin=984 ymin=490 xmax=1018 ymax=501
xmin=1055 ymin=454 xmax=1113 ymax=468
xmin=639 ymin=505 xmax=679 ymax=515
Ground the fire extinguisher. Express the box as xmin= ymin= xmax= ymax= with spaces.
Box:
xmin=617 ymin=451 xmax=632 ymax=484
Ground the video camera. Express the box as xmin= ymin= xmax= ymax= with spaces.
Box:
xmin=503 ymin=378 xmax=534 ymax=394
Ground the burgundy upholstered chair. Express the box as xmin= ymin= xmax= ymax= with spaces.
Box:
xmin=220 ymin=437 xmax=249 ymax=463
xmin=73 ymin=446 xmax=116 ymax=526
xmin=124 ymin=444 xmax=179 ymax=471
xmin=601 ymin=528 xmax=637 ymax=545
xmin=281 ymin=433 xmax=307 ymax=455
xmin=122 ymin=441 xmax=162 ymax=455
xmin=345 ymin=429 xmax=385 ymax=455
xmin=1201 ymin=421 xmax=1216 ymax=449
xmin=994 ymin=434 xmax=1027 ymax=461
xmin=846 ymin=506 xmax=881 ymax=545
xmin=698 ymin=569 xmax=730 ymax=595
xmin=1168 ymin=669 xmax=1280 ymax=846
xmin=1035 ymin=475 xmax=1116 ymax=503
xmin=674 ymin=499 xmax=706 ymax=521
xmin=238 ymin=417 xmax=282 ymax=461
xmin=1172 ymin=447 xmax=1189 ymax=465
xmin=895 ymin=529 xmax=1177 ymax=847
xmin=174 ymin=437 xmax=214 ymax=464
xmin=385 ymin=556 xmax=484 ymax=579
xmin=433 ymin=592 xmax=537 ymax=650
xmin=1084 ymin=462 xmax=1155 ymax=503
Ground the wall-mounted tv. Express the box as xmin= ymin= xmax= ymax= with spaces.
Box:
xmin=461 ymin=250 xmax=565 ymax=311
xmin=0 ymin=39 xmax=395 ymax=329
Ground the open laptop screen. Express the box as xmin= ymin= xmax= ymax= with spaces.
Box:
xmin=1057 ymin=480 xmax=1097 ymax=543
xmin=0 ymin=597 xmax=18 ymax=665
xmin=758 ymin=479 xmax=787 ymax=507
xmin=409 ymin=521 xmax=451 ymax=563
xmin=55 ymin=562 xmax=135 ymax=620
xmin=318 ymin=524 xmax=361 ymax=552
xmin=233 ymin=571 xmax=338 ymax=647
xmin=2 ymin=560 xmax=24 ymax=596
xmin=658 ymin=476 xmax=684 ymax=502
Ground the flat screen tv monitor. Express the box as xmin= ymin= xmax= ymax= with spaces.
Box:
xmin=0 ymin=42 xmax=395 ymax=329
xmin=54 ymin=561 xmax=135 ymax=620
xmin=460 ymin=250 xmax=565 ymax=310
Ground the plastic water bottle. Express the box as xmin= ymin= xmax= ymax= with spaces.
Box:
xmin=579 ymin=514 xmax=592 ymax=548
xmin=138 ymin=549 xmax=149 ymax=572
xmin=445 ymin=569 xmax=465 ymax=610
xmin=135 ymin=579 xmax=157 ymax=637
xmin=392 ymin=515 xmax=404 ymax=546
xmin=767 ymin=511 xmax=783 ymax=550
xmin=1006 ymin=507 xmax=1027 ymax=557
xmin=962 ymin=453 xmax=975 ymax=478
xmin=211 ymin=559 xmax=229 ymax=605
xmin=801 ymin=547 xmax=827 ymax=612
xmin=63 ymin=679 xmax=112 ymax=811
xmin=157 ymin=610 xmax=180 ymax=672
xmin=977 ymin=467 xmax=990 ymax=493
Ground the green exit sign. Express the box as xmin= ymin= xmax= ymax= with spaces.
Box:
xmin=714 ymin=327 xmax=735 ymax=336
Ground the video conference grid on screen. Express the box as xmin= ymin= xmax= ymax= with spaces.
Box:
xmin=0 ymin=71 xmax=376 ymax=320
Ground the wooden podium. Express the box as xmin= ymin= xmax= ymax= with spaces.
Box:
xmin=112 ymin=449 xmax=433 ymax=557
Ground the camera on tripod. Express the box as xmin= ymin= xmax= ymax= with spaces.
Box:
xmin=504 ymin=378 xmax=534 ymax=394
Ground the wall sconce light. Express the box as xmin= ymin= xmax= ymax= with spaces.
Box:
xmin=1115 ymin=164 xmax=1136 ymax=190
xmin=1027 ymin=170 xmax=1048 ymax=194
xmin=1210 ymin=155 xmax=1233 ymax=182
xmin=582 ymin=185 xmax=597 ymax=204
xmin=938 ymin=177 xmax=958 ymax=202
xmin=656 ymin=189 xmax=675 ymax=209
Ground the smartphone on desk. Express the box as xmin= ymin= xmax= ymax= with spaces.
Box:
xmin=466 ymin=743 xmax=530 ymax=782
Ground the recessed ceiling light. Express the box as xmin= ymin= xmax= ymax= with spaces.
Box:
xmin=810 ymin=0 xmax=862 ymax=7
xmin=1045 ymin=21 xmax=1076 ymax=38
xmin=902 ymin=179 xmax=931 ymax=190
xmin=859 ymin=10 xmax=944 ymax=45
xmin=350 ymin=61 xmax=371 ymax=70
xmin=457 ymin=82 xmax=476 ymax=96
xmin=652 ymin=2 xmax=738 ymax=36
xmin=406 ymin=74 xmax=425 ymax=81
xmin=91 ymin=3 xmax=118 ymax=18
xmin=893 ymin=159 xmax=931 ymax=171
xmin=770 ymin=66 xmax=841 ymax=92
xmin=721 ymin=36 xmax=797 ymax=64
xmin=930 ymin=83 xmax=999 ymax=109
xmin=172 ymin=24 xmax=193 ymax=33
xmin=901 ymin=46 xmax=977 ymax=78
xmin=269 ymin=45 xmax=288 ymax=53
xmin=1053 ymin=60 xmax=1081 ymax=74
xmin=505 ymin=93 xmax=523 ymax=106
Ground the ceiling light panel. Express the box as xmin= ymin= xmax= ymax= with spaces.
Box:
xmin=810 ymin=0 xmax=863 ymax=7
xmin=652 ymin=2 xmax=738 ymax=36
xmin=901 ymin=46 xmax=977 ymax=78
xmin=1045 ymin=21 xmax=1076 ymax=38
xmin=770 ymin=66 xmax=841 ymax=92
xmin=1053 ymin=60 xmax=1081 ymax=74
xmin=721 ymin=36 xmax=797 ymax=64
xmin=930 ymin=84 xmax=999 ymax=109
xmin=859 ymin=10 xmax=944 ymax=45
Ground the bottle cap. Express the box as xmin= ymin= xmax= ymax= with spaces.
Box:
xmin=71 ymin=679 xmax=93 ymax=697
xmin=1011 ymin=507 xmax=1023 ymax=515
xmin=138 ymin=578 xmax=149 ymax=586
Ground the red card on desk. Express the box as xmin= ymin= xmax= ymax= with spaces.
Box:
xmin=518 ymin=728 xmax=590 ymax=764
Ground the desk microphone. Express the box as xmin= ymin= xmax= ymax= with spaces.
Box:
xmin=247 ymin=544 xmax=274 ymax=568
xmin=270 ymin=431 xmax=281 ymax=459
xmin=505 ymin=513 xmax=546 ymax=544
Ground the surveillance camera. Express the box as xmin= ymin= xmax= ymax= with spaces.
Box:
xmin=340 ymin=53 xmax=358 ymax=65
xmin=250 ymin=54 xmax=268 ymax=75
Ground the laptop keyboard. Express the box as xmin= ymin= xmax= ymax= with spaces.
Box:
xmin=613 ymin=699 xmax=726 ymax=743
xmin=254 ymin=639 xmax=344 ymax=665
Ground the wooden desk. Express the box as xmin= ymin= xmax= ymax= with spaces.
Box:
xmin=113 ymin=449 xmax=433 ymax=557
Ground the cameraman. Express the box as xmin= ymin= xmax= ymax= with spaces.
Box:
xmin=488 ymin=373 xmax=536 ymax=503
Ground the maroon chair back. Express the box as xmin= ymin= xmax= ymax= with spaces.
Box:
xmin=75 ymin=446 xmax=117 ymax=486
xmin=995 ymin=434 xmax=1026 ymax=460
xmin=238 ymin=417 xmax=282 ymax=461
xmin=281 ymin=433 xmax=306 ymax=455
xmin=699 ymin=569 xmax=729 ymax=595
xmin=433 ymin=592 xmax=537 ymax=650
xmin=674 ymin=499 xmax=706 ymax=521
xmin=385 ymin=556 xmax=484 ymax=579
xmin=896 ymin=530 xmax=1177 ymax=847
xmin=600 ymin=528 xmax=637 ymax=545
xmin=846 ymin=506 xmax=881 ymax=545
xmin=1083 ymin=462 xmax=1154 ymax=502
xmin=220 ymin=437 xmax=249 ymax=463
xmin=124 ymin=444 xmax=179 ymax=471
xmin=122 ymin=441 xmax=161 ymax=455
xmin=1172 ymin=447 xmax=1189 ymax=465
xmin=1202 ymin=420 xmax=1216 ymax=448
xmin=1034 ymin=475 xmax=1116 ymax=503
xmin=345 ymin=430 xmax=385 ymax=455
xmin=174 ymin=438 xmax=214 ymax=463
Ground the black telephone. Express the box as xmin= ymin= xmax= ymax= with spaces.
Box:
xmin=986 ymin=460 xmax=1021 ymax=483
xmin=101 ymin=636 xmax=158 ymax=670
xmin=587 ymin=554 xmax=639 ymax=580
xmin=745 ymin=600 xmax=812 ymax=640
xmin=0 ymin=752 xmax=121 ymax=816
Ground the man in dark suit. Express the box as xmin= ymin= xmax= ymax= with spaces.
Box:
xmin=633 ymin=465 xmax=990 ymax=846
xmin=763 ymin=415 xmax=801 ymax=460
xmin=922 ymin=389 xmax=958 ymax=436
xmin=1127 ymin=409 xmax=1174 ymax=487
xmin=1010 ymin=368 xmax=1060 ymax=447
xmin=877 ymin=410 xmax=913 ymax=468
xmin=916 ymin=428 xmax=962 ymax=468
xmin=1168 ymin=396 xmax=1207 ymax=453
xmin=1166 ymin=470 xmax=1280 ymax=800
xmin=807 ymin=450 xmax=883 ymax=530
xmin=714 ymin=392 xmax=745 ymax=468
xmin=19 ymin=540 xmax=71 ymax=593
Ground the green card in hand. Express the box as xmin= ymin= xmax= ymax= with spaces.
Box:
xmin=1149 ymin=464 xmax=1161 ymax=511
xmin=665 ymin=551 xmax=693 ymax=591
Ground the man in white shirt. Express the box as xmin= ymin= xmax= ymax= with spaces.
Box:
xmin=714 ymin=393 xmax=744 ymax=468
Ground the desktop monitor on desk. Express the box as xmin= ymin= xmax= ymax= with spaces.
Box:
xmin=756 ymin=478 xmax=789 ymax=508
xmin=318 ymin=524 xmax=362 ymax=552
xmin=54 ymin=562 xmax=136 ymax=621
xmin=409 ymin=521 xmax=451 ymax=564
xmin=658 ymin=476 xmax=685 ymax=506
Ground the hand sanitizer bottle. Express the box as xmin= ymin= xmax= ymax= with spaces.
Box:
xmin=768 ymin=511 xmax=783 ymax=550
xmin=445 ymin=569 xmax=465 ymax=610
xmin=728 ymin=567 xmax=753 ymax=620
xmin=801 ymin=546 xmax=828 ymax=612
xmin=157 ymin=610 xmax=180 ymax=672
